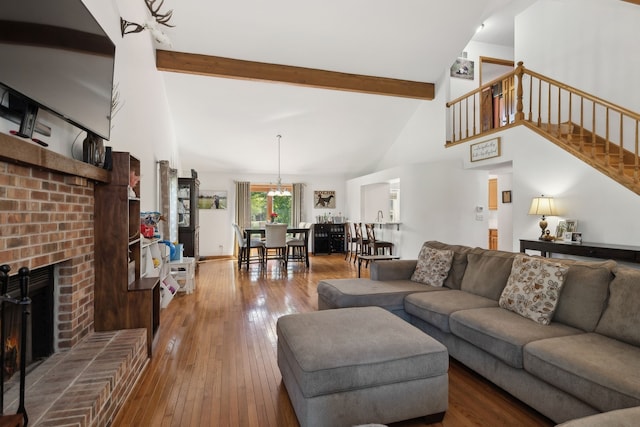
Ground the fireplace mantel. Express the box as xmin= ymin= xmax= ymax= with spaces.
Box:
xmin=0 ymin=132 xmax=110 ymax=183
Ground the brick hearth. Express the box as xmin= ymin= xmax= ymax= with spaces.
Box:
xmin=3 ymin=329 xmax=147 ymax=426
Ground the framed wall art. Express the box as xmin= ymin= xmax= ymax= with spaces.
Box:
xmin=450 ymin=57 xmax=475 ymax=80
xmin=470 ymin=137 xmax=501 ymax=162
xmin=314 ymin=191 xmax=336 ymax=209
xmin=501 ymin=190 xmax=512 ymax=203
xmin=198 ymin=190 xmax=227 ymax=209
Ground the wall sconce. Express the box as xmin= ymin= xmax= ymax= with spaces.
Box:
xmin=121 ymin=0 xmax=175 ymax=45
xmin=528 ymin=195 xmax=557 ymax=240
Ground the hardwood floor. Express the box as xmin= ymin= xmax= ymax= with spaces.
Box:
xmin=114 ymin=255 xmax=554 ymax=427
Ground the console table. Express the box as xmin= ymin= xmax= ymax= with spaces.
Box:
xmin=519 ymin=239 xmax=640 ymax=264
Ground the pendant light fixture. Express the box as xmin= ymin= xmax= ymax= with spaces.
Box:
xmin=267 ymin=135 xmax=291 ymax=197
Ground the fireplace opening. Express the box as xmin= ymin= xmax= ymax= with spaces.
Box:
xmin=2 ymin=265 xmax=54 ymax=383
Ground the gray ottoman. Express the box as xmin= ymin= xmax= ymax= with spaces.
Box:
xmin=277 ymin=306 xmax=448 ymax=427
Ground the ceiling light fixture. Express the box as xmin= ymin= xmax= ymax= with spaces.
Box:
xmin=267 ymin=135 xmax=291 ymax=197
xmin=476 ymin=23 xmax=485 ymax=34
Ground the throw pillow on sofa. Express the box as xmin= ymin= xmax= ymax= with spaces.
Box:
xmin=410 ymin=245 xmax=454 ymax=287
xmin=499 ymin=255 xmax=569 ymax=325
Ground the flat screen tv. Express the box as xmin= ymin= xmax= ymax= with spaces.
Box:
xmin=0 ymin=0 xmax=116 ymax=140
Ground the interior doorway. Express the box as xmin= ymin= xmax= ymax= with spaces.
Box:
xmin=479 ymin=56 xmax=514 ymax=86
xmin=487 ymin=165 xmax=513 ymax=251
xmin=479 ymin=57 xmax=515 ymax=131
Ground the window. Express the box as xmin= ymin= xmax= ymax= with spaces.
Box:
xmin=250 ymin=184 xmax=292 ymax=227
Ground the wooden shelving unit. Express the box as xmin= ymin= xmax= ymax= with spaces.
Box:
xmin=94 ymin=152 xmax=159 ymax=356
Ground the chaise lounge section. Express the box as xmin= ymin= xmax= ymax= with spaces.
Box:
xmin=317 ymin=241 xmax=640 ymax=425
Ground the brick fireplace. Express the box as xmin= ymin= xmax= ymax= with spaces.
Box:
xmin=0 ymin=133 xmax=148 ymax=426
xmin=0 ymin=158 xmax=96 ymax=352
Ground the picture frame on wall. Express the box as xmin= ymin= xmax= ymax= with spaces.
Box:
xmin=470 ymin=137 xmax=501 ymax=162
xmin=501 ymin=190 xmax=512 ymax=203
xmin=450 ymin=57 xmax=475 ymax=80
xmin=198 ymin=190 xmax=227 ymax=209
xmin=314 ymin=191 xmax=336 ymax=209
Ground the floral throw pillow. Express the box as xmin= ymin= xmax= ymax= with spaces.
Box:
xmin=499 ymin=255 xmax=569 ymax=325
xmin=410 ymin=246 xmax=454 ymax=287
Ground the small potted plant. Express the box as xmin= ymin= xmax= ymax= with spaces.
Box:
xmin=270 ymin=212 xmax=278 ymax=223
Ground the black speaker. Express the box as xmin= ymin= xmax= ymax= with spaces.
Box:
xmin=103 ymin=146 xmax=113 ymax=170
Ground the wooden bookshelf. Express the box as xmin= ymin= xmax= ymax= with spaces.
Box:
xmin=94 ymin=152 xmax=159 ymax=356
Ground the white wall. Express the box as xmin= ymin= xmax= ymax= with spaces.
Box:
xmin=347 ymin=0 xmax=640 ymax=258
xmin=361 ymin=182 xmax=390 ymax=223
xmin=1 ymin=0 xmax=179 ymax=213
xmin=347 ymin=160 xmax=490 ymax=258
xmin=495 ymin=170 xmax=513 ymax=250
xmin=196 ymin=171 xmax=346 ymax=257
xmin=516 ymin=0 xmax=640 ymax=113
xmin=449 ymin=40 xmax=515 ymax=101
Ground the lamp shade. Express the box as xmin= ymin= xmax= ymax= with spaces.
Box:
xmin=528 ymin=196 xmax=556 ymax=216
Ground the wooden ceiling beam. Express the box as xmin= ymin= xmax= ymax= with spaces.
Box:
xmin=156 ymin=50 xmax=435 ymax=100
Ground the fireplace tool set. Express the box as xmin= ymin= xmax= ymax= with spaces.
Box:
xmin=0 ymin=265 xmax=30 ymax=427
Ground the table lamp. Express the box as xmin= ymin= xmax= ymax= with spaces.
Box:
xmin=528 ymin=195 xmax=556 ymax=240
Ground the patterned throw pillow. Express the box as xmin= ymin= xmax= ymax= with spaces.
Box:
xmin=499 ymin=255 xmax=569 ymax=325
xmin=410 ymin=246 xmax=454 ymax=287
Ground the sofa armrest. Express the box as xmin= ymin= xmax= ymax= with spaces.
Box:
xmin=371 ymin=260 xmax=417 ymax=281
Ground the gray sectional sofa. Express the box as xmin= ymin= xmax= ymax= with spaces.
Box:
xmin=317 ymin=241 xmax=640 ymax=425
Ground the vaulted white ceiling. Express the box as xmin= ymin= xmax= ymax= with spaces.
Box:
xmin=155 ymin=0 xmax=533 ymax=176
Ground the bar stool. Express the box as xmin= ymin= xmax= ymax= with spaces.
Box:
xmin=344 ymin=221 xmax=359 ymax=262
xmin=353 ymin=223 xmax=370 ymax=263
xmin=365 ymin=223 xmax=394 ymax=256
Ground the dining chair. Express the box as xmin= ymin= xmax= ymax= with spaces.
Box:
xmin=287 ymin=222 xmax=311 ymax=267
xmin=286 ymin=222 xmax=306 ymax=244
xmin=353 ymin=222 xmax=370 ymax=263
xmin=264 ymin=223 xmax=289 ymax=268
xmin=365 ymin=223 xmax=394 ymax=256
xmin=232 ymin=223 xmax=265 ymax=270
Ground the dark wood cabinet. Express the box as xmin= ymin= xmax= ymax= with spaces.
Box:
xmin=313 ymin=223 xmax=345 ymax=255
xmin=178 ymin=177 xmax=199 ymax=260
xmin=94 ymin=152 xmax=159 ymax=356
xmin=520 ymin=239 xmax=640 ymax=264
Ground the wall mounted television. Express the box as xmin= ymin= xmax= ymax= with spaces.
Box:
xmin=0 ymin=0 xmax=116 ymax=141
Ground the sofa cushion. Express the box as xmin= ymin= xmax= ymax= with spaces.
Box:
xmin=410 ymin=245 xmax=454 ymax=287
xmin=449 ymin=307 xmax=581 ymax=369
xmin=499 ymin=255 xmax=569 ymax=325
xmin=595 ymin=266 xmax=640 ymax=347
xmin=556 ymin=406 xmax=640 ymax=427
xmin=424 ymin=241 xmax=473 ymax=290
xmin=317 ymin=278 xmax=447 ymax=312
xmin=553 ymin=259 xmax=616 ymax=332
xmin=459 ymin=248 xmax=515 ymax=300
xmin=405 ymin=290 xmax=497 ymax=333
xmin=524 ymin=333 xmax=640 ymax=412
xmin=371 ymin=259 xmax=417 ymax=281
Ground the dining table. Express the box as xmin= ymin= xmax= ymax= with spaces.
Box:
xmin=243 ymin=227 xmax=311 ymax=270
